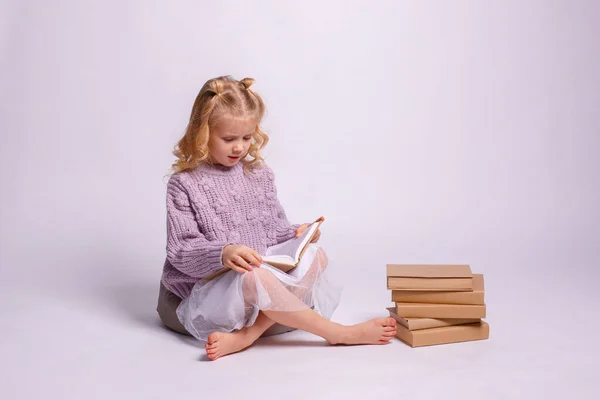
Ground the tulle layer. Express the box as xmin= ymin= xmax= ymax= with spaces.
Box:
xmin=176 ymin=244 xmax=342 ymax=342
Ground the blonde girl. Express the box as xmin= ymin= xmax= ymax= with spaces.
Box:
xmin=157 ymin=76 xmax=397 ymax=360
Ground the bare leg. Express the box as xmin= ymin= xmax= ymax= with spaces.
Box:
xmin=252 ymin=268 xmax=396 ymax=345
xmin=205 ymin=252 xmax=327 ymax=361
xmin=205 ymin=311 xmax=276 ymax=360
xmin=263 ymin=308 xmax=396 ymax=346
xmin=205 ymin=268 xmax=396 ymax=360
xmin=288 ymin=247 xmax=328 ymax=301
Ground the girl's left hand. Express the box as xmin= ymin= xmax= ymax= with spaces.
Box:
xmin=295 ymin=216 xmax=324 ymax=243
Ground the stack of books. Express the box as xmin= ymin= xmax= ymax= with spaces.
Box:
xmin=386 ymin=264 xmax=490 ymax=347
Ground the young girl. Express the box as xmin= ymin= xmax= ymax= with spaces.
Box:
xmin=157 ymin=75 xmax=397 ymax=360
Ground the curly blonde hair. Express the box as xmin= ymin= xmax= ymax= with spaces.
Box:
xmin=170 ymin=75 xmax=269 ymax=174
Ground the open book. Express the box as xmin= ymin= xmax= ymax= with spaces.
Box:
xmin=262 ymin=217 xmax=324 ymax=271
xmin=201 ymin=217 xmax=324 ymax=281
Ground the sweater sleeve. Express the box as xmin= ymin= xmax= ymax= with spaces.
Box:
xmin=275 ymin=203 xmax=301 ymax=244
xmin=165 ymin=175 xmax=228 ymax=279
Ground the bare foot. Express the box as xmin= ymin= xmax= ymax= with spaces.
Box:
xmin=205 ymin=330 xmax=254 ymax=361
xmin=329 ymin=318 xmax=397 ymax=345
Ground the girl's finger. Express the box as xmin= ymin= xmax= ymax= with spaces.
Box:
xmin=233 ymin=255 xmax=249 ymax=270
xmin=225 ymin=260 xmax=244 ymax=274
xmin=234 ymin=255 xmax=253 ymax=271
xmin=242 ymin=252 xmax=259 ymax=267
xmin=246 ymin=252 xmax=261 ymax=267
xmin=234 ymin=265 xmax=250 ymax=274
xmin=232 ymin=265 xmax=246 ymax=274
xmin=311 ymin=230 xmax=321 ymax=243
xmin=251 ymin=250 xmax=263 ymax=265
xmin=296 ymin=224 xmax=307 ymax=238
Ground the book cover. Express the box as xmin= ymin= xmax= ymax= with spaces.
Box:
xmin=391 ymin=274 xmax=485 ymax=305
xmin=387 ymin=277 xmax=473 ymax=291
xmin=386 ymin=264 xmax=473 ymax=291
xmin=387 ymin=307 xmax=479 ymax=330
xmin=262 ymin=217 xmax=324 ymax=269
xmin=395 ymin=321 xmax=490 ymax=347
xmin=386 ymin=264 xmax=473 ymax=278
xmin=395 ymin=302 xmax=486 ymax=319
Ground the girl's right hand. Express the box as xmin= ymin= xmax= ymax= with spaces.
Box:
xmin=222 ymin=244 xmax=263 ymax=274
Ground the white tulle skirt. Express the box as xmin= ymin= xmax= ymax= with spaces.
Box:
xmin=176 ymin=244 xmax=342 ymax=342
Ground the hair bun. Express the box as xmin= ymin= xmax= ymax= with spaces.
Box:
xmin=240 ymin=77 xmax=255 ymax=90
xmin=209 ymin=79 xmax=225 ymax=96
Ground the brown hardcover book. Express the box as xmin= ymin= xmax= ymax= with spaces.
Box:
xmin=386 ymin=264 xmax=473 ymax=278
xmin=387 ymin=307 xmax=479 ymax=330
xmin=387 ymin=277 xmax=473 ymax=291
xmin=395 ymin=302 xmax=486 ymax=319
xmin=391 ymin=274 xmax=485 ymax=305
xmin=386 ymin=264 xmax=473 ymax=291
xmin=395 ymin=321 xmax=490 ymax=347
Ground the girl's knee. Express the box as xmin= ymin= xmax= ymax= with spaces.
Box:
xmin=242 ymin=268 xmax=277 ymax=296
xmin=253 ymin=267 xmax=278 ymax=282
xmin=241 ymin=271 xmax=258 ymax=303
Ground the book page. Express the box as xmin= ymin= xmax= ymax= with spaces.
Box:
xmin=265 ymin=221 xmax=319 ymax=262
xmin=293 ymin=222 xmax=320 ymax=260
xmin=262 ymin=255 xmax=295 ymax=263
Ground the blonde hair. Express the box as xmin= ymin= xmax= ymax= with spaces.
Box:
xmin=170 ymin=75 xmax=269 ymax=174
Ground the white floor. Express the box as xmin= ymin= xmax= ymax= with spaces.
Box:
xmin=2 ymin=253 xmax=599 ymax=400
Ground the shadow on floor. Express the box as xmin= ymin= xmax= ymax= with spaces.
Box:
xmin=102 ymin=280 xmax=202 ymax=348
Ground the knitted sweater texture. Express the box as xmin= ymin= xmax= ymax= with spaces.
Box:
xmin=161 ymin=162 xmax=300 ymax=299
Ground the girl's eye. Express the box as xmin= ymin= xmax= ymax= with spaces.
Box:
xmin=243 ymin=136 xmax=252 ymax=141
xmin=224 ymin=138 xmax=234 ymax=142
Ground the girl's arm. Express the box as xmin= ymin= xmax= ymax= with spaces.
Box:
xmin=165 ymin=176 xmax=228 ymax=279
xmin=274 ymin=200 xmax=301 ymax=244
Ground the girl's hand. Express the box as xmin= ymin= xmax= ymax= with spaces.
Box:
xmin=222 ymin=245 xmax=263 ymax=274
xmin=295 ymin=216 xmax=324 ymax=243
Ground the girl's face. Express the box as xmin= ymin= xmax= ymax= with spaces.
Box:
xmin=208 ymin=117 xmax=256 ymax=166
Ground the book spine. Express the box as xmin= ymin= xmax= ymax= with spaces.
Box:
xmin=391 ymin=290 xmax=485 ymax=305
xmin=395 ymin=303 xmax=486 ymax=319
xmin=386 ymin=264 xmax=473 ymax=278
xmin=387 ymin=277 xmax=473 ymax=291
xmin=411 ymin=322 xmax=490 ymax=347
xmin=408 ymin=318 xmax=481 ymax=330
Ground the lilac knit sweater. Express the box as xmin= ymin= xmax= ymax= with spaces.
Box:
xmin=160 ymin=162 xmax=300 ymax=299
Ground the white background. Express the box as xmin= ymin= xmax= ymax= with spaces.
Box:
xmin=1 ymin=1 xmax=599 ymax=399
